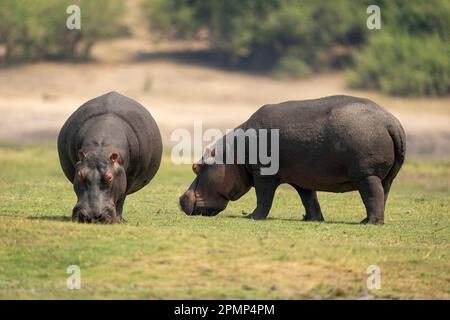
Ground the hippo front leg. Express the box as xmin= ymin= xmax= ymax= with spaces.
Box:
xmin=115 ymin=198 xmax=126 ymax=223
xmin=247 ymin=176 xmax=279 ymax=220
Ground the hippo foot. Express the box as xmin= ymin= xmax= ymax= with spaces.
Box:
xmin=302 ymin=214 xmax=324 ymax=222
xmin=252 ymin=214 xmax=267 ymax=220
xmin=242 ymin=213 xmax=267 ymax=220
xmin=117 ymin=216 xmax=127 ymax=224
xmin=97 ymin=215 xmax=125 ymax=224
xmin=242 ymin=213 xmax=252 ymax=219
xmin=360 ymin=217 xmax=384 ymax=225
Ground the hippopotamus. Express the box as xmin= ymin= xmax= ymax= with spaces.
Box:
xmin=58 ymin=92 xmax=162 ymax=223
xmin=180 ymin=95 xmax=406 ymax=224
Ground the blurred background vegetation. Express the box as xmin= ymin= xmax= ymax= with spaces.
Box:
xmin=141 ymin=0 xmax=450 ymax=96
xmin=0 ymin=0 xmax=449 ymax=96
xmin=0 ymin=0 xmax=126 ymax=62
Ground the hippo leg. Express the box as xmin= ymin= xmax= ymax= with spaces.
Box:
xmin=250 ymin=176 xmax=279 ymax=220
xmin=292 ymin=186 xmax=324 ymax=221
xmin=116 ymin=198 xmax=126 ymax=223
xmin=382 ymin=179 xmax=392 ymax=207
xmin=357 ymin=176 xmax=385 ymax=225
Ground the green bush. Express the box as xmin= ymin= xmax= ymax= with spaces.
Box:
xmin=141 ymin=0 xmax=368 ymax=71
xmin=141 ymin=0 xmax=199 ymax=39
xmin=142 ymin=0 xmax=450 ymax=96
xmin=273 ymin=54 xmax=312 ymax=79
xmin=381 ymin=0 xmax=450 ymax=41
xmin=347 ymin=33 xmax=450 ymax=96
xmin=348 ymin=0 xmax=450 ymax=96
xmin=0 ymin=0 xmax=126 ymax=63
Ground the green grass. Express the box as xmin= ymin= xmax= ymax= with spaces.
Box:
xmin=0 ymin=145 xmax=449 ymax=299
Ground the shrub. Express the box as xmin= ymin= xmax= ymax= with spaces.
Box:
xmin=142 ymin=0 xmax=450 ymax=96
xmin=0 ymin=0 xmax=126 ymax=63
xmin=348 ymin=0 xmax=450 ymax=96
xmin=347 ymin=33 xmax=450 ymax=96
xmin=273 ymin=54 xmax=312 ymax=78
xmin=141 ymin=0 xmax=368 ymax=71
xmin=381 ymin=0 xmax=450 ymax=41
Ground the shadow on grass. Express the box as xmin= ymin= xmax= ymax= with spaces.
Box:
xmin=26 ymin=213 xmax=362 ymax=225
xmin=27 ymin=215 xmax=71 ymax=222
xmin=223 ymin=214 xmax=361 ymax=225
xmin=321 ymin=220 xmax=362 ymax=225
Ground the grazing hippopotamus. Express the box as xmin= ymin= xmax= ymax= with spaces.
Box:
xmin=58 ymin=92 xmax=162 ymax=223
xmin=180 ymin=95 xmax=406 ymax=224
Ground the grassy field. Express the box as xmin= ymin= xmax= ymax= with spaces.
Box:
xmin=0 ymin=145 xmax=448 ymax=299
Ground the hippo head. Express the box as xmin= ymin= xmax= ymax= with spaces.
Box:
xmin=179 ymin=148 xmax=252 ymax=216
xmin=72 ymin=150 xmax=126 ymax=223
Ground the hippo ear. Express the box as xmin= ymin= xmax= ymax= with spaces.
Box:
xmin=203 ymin=147 xmax=212 ymax=159
xmin=110 ymin=153 xmax=121 ymax=165
xmin=192 ymin=163 xmax=200 ymax=175
xmin=78 ymin=149 xmax=87 ymax=161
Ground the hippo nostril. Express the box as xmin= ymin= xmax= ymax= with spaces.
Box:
xmin=179 ymin=196 xmax=185 ymax=210
xmin=179 ymin=191 xmax=196 ymax=215
xmin=179 ymin=195 xmax=192 ymax=215
xmin=72 ymin=207 xmax=87 ymax=222
xmin=88 ymin=205 xmax=117 ymax=223
xmin=94 ymin=212 xmax=102 ymax=219
xmin=72 ymin=204 xmax=118 ymax=223
xmin=72 ymin=206 xmax=82 ymax=215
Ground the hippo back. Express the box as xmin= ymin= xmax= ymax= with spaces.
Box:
xmin=57 ymin=92 xmax=162 ymax=194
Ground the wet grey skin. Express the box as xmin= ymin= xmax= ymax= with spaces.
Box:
xmin=180 ymin=95 xmax=406 ymax=225
xmin=58 ymin=91 xmax=162 ymax=223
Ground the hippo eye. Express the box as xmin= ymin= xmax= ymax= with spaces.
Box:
xmin=76 ymin=171 xmax=84 ymax=181
xmin=104 ymin=172 xmax=114 ymax=185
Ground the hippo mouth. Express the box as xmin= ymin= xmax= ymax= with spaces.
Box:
xmin=179 ymin=192 xmax=222 ymax=216
xmin=72 ymin=207 xmax=121 ymax=224
xmin=179 ymin=180 xmax=226 ymax=216
xmin=190 ymin=207 xmax=222 ymax=216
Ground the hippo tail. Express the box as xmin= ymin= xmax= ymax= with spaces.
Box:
xmin=385 ymin=120 xmax=406 ymax=184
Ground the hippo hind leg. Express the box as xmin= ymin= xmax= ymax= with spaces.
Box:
xmin=357 ymin=176 xmax=385 ymax=225
xmin=292 ymin=185 xmax=324 ymax=222
xmin=382 ymin=179 xmax=392 ymax=207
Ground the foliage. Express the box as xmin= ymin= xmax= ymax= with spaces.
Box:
xmin=348 ymin=0 xmax=450 ymax=96
xmin=142 ymin=0 xmax=367 ymax=71
xmin=142 ymin=0 xmax=450 ymax=95
xmin=0 ymin=0 xmax=126 ymax=63
xmin=347 ymin=33 xmax=450 ymax=96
